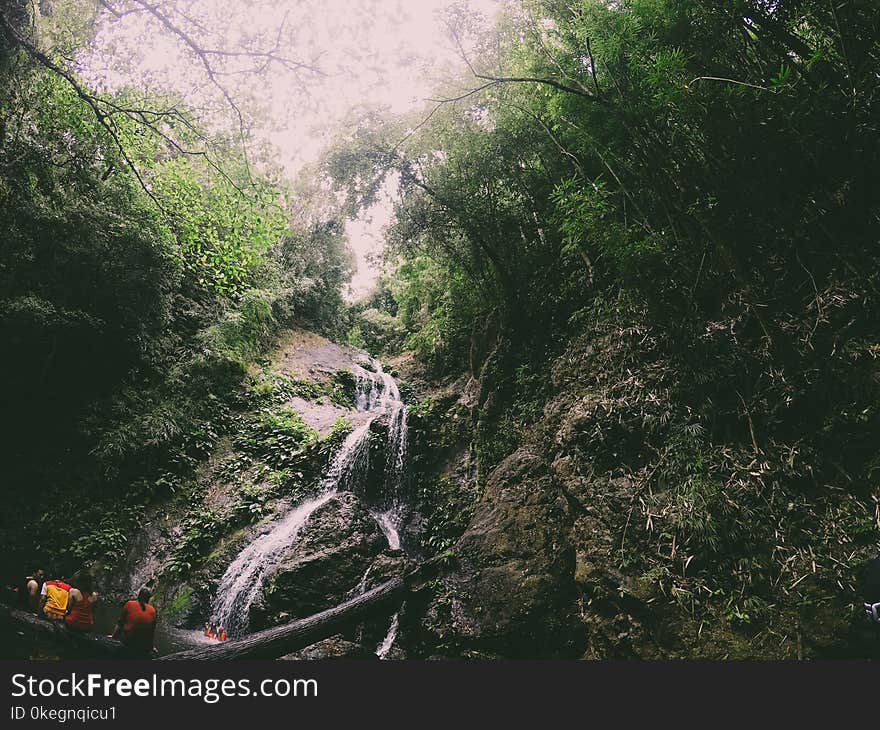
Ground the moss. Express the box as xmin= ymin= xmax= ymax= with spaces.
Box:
xmin=205 ymin=524 xmax=252 ymax=564
xmin=289 ymin=377 xmax=330 ymax=401
xmin=160 ymin=585 xmax=194 ymax=623
xmin=329 ymin=368 xmax=357 ymax=405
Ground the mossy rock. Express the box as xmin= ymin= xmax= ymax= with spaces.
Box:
xmin=331 ymin=368 xmax=358 ymax=404
xmin=156 ymin=584 xmax=198 ymax=625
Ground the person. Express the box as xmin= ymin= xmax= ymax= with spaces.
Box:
xmin=204 ymin=622 xmax=211 ymax=637
xmin=17 ymin=569 xmax=44 ymax=612
xmin=218 ymin=626 xmax=227 ymax=642
xmin=862 ymin=556 xmax=880 ymax=624
xmin=65 ymin=573 xmax=99 ymax=633
xmin=40 ymin=578 xmax=71 ymax=621
xmin=113 ymin=587 xmax=157 ymax=657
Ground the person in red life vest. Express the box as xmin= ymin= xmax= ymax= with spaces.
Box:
xmin=65 ymin=573 xmax=99 ymax=633
xmin=40 ymin=578 xmax=71 ymax=621
xmin=204 ymin=622 xmax=211 ymax=637
xmin=218 ymin=626 xmax=227 ymax=641
xmin=112 ymin=587 xmax=158 ymax=657
xmin=206 ymin=623 xmax=215 ymax=639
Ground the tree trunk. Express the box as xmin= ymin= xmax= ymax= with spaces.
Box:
xmin=0 ymin=604 xmax=134 ymax=658
xmin=160 ymin=557 xmax=448 ymax=661
xmin=3 ymin=558 xmax=448 ymax=661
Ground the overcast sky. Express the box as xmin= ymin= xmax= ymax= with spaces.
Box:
xmin=84 ymin=0 xmax=501 ymax=299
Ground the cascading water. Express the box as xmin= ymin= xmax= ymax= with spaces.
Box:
xmin=353 ymin=366 xmax=381 ymax=411
xmin=363 ymin=367 xmax=408 ymax=553
xmin=210 ymin=356 xmax=410 ymax=642
xmin=364 ymin=367 xmax=409 ymax=658
xmin=210 ymin=421 xmax=371 ymax=637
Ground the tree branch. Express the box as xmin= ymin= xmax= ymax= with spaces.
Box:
xmin=0 ymin=8 xmax=165 ymax=211
xmin=126 ymin=0 xmax=255 ymax=181
xmin=427 ymin=79 xmax=504 ymax=104
xmin=447 ymin=21 xmax=604 ymax=103
xmin=96 ymin=0 xmax=144 ymax=20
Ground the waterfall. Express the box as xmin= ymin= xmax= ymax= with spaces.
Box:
xmin=368 ymin=368 xmax=408 ymax=551
xmin=210 ymin=355 xmax=409 ymax=639
xmin=210 ymin=422 xmax=370 ymax=637
xmin=370 ymin=367 xmax=408 ymax=659
xmin=353 ymin=367 xmax=380 ymax=411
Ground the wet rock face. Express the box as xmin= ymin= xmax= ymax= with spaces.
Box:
xmin=424 ymin=449 xmax=583 ymax=658
xmin=358 ymin=551 xmax=409 ymax=592
xmin=279 ymin=636 xmax=377 ymax=660
xmin=361 ymin=413 xmax=391 ymax=505
xmin=251 ymin=492 xmax=387 ymax=629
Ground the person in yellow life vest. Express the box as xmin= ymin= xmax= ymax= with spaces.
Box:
xmin=40 ymin=579 xmax=71 ymax=620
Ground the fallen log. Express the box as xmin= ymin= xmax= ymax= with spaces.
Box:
xmin=0 ymin=604 xmax=134 ymax=658
xmin=160 ymin=576 xmax=405 ymax=660
xmin=160 ymin=555 xmax=448 ymax=661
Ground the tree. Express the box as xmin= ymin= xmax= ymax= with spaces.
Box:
xmin=338 ymin=0 xmax=880 ymax=647
xmin=1 ymin=0 xmax=323 ymax=200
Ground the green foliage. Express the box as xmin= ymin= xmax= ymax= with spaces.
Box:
xmin=326 ymin=416 xmax=354 ymax=443
xmin=324 ymin=0 xmax=880 ymax=654
xmin=330 ymin=369 xmax=358 ymax=405
xmin=152 ymin=159 xmax=287 ymax=299
xmin=160 ymin=585 xmax=194 ymax=623
xmin=64 ymin=519 xmax=130 ymax=567
xmin=379 ymin=257 xmax=482 ymax=372
xmin=347 ymin=307 xmax=407 ymax=356
xmin=247 ymin=365 xmax=339 ymax=405
xmin=199 ymin=289 xmax=292 ymax=368
xmin=277 ymin=216 xmax=354 ymax=337
xmin=229 ymin=483 xmax=276 ymax=523
xmin=165 ymin=509 xmax=227 ymax=579
xmin=87 ymin=287 xmax=300 ymax=474
xmin=0 ymin=67 xmax=179 ymax=425
xmin=235 ymin=405 xmax=318 ymax=469
xmin=419 ymin=476 xmax=474 ymax=555
xmin=0 ymin=38 xmax=352 ymax=579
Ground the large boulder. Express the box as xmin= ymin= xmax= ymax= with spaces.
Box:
xmin=279 ymin=636 xmax=377 ymax=660
xmin=252 ymin=492 xmax=387 ymax=628
xmin=421 ymin=449 xmax=583 ymax=657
